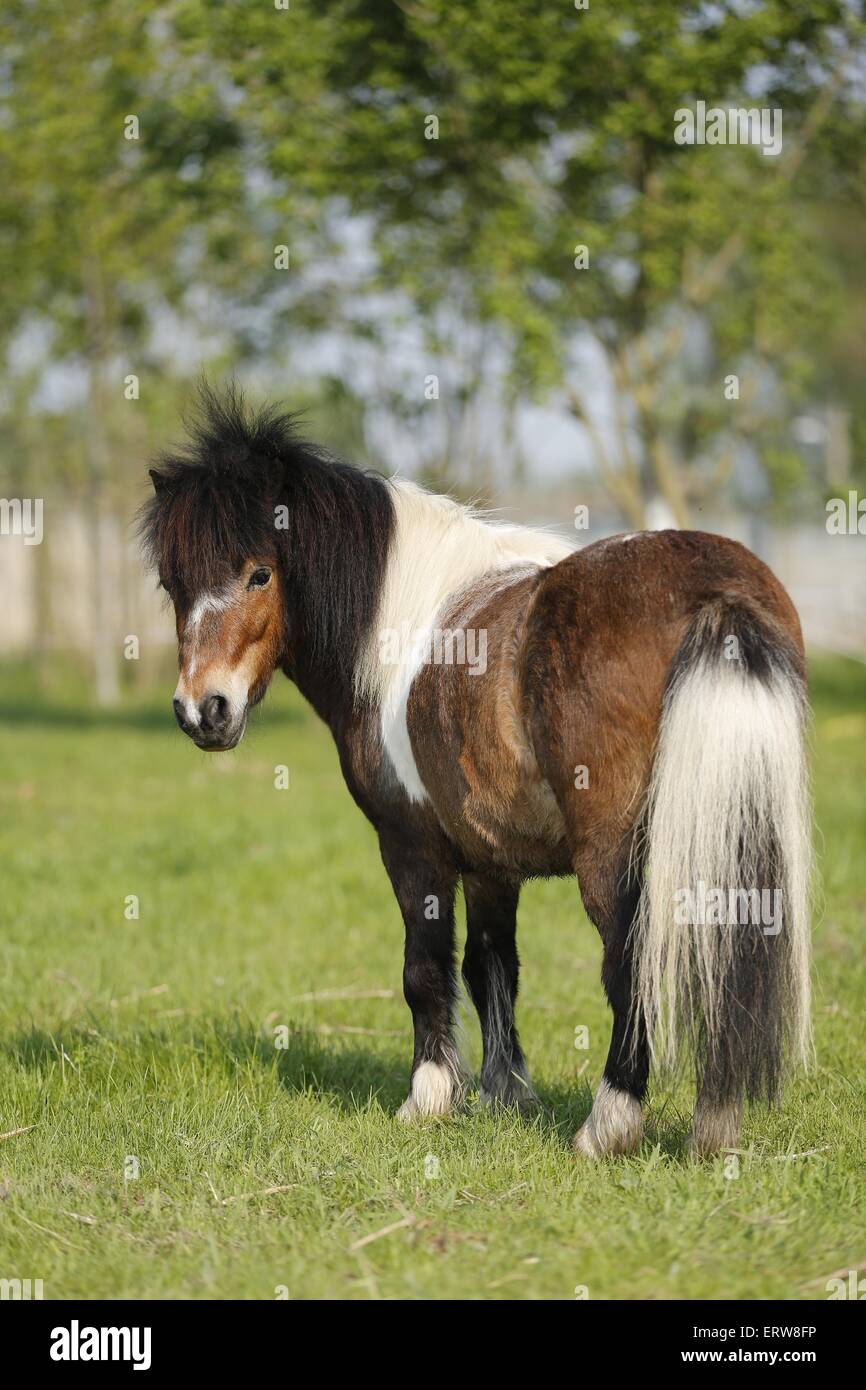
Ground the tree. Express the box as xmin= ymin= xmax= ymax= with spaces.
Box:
xmin=217 ymin=0 xmax=864 ymax=524
xmin=0 ymin=0 xmax=249 ymax=699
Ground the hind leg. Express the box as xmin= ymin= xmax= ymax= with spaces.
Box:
xmin=687 ymin=1004 xmax=747 ymax=1156
xmin=685 ymin=916 xmax=781 ymax=1155
xmin=572 ymin=857 xmax=648 ymax=1158
xmin=687 ymin=1089 xmax=742 ymax=1157
xmin=462 ymin=872 xmax=536 ymax=1110
xmin=686 ymin=976 xmax=750 ymax=1155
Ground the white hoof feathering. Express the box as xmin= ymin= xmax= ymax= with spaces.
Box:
xmin=573 ymin=1079 xmax=644 ymax=1158
xmin=397 ymin=1060 xmax=456 ymax=1120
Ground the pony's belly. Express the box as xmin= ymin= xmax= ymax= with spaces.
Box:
xmin=445 ymin=772 xmax=572 ymax=877
xmin=406 ymin=569 xmax=572 ymax=877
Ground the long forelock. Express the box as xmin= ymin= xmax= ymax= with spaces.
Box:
xmin=139 ymin=385 xmax=317 ymax=598
xmin=141 ymin=469 xmax=276 ymax=600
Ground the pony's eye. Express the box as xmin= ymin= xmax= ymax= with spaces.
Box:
xmin=248 ymin=567 xmax=272 ymax=589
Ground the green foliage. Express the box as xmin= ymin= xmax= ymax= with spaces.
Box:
xmin=218 ymin=0 xmax=864 ymax=514
xmin=0 ymin=0 xmax=863 ymax=516
xmin=0 ymin=2 xmax=246 ymax=353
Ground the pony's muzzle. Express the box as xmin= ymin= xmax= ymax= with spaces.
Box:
xmin=199 ymin=692 xmax=230 ymax=734
xmin=173 ymin=691 xmax=245 ymax=750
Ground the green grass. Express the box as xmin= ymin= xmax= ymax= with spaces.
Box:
xmin=0 ymin=656 xmax=864 ymax=1301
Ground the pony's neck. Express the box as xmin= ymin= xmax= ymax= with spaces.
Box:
xmin=278 ymin=458 xmax=393 ymax=721
xmin=287 ymin=469 xmax=572 ymax=728
xmin=353 ymin=477 xmax=573 ymax=716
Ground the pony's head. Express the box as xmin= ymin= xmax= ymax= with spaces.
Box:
xmin=158 ymin=547 xmax=283 ymax=751
xmin=141 ymin=389 xmax=289 ymax=749
xmin=140 ymin=385 xmax=393 ymax=749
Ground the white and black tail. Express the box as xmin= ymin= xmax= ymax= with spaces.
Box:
xmin=633 ymin=598 xmax=812 ymax=1148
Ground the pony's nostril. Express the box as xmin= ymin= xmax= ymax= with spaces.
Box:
xmin=173 ymin=697 xmax=190 ymax=732
xmin=200 ymin=693 xmax=230 ymax=732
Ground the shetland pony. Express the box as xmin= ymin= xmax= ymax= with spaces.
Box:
xmin=141 ymin=387 xmax=811 ymax=1157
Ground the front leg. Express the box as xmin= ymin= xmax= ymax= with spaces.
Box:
xmin=462 ymin=871 xmax=536 ymax=1110
xmin=379 ymin=830 xmax=462 ymax=1119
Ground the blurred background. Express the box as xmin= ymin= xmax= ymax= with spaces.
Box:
xmin=0 ymin=0 xmax=864 ymax=700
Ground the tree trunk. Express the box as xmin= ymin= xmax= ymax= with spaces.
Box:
xmin=84 ymin=256 xmax=120 ymax=706
xmin=90 ymin=500 xmax=120 ymax=707
xmin=647 ymin=431 xmax=692 ymax=529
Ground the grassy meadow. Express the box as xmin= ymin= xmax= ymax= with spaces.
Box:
xmin=0 ymin=655 xmax=864 ymax=1300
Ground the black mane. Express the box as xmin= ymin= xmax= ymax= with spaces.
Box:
xmin=139 ymin=383 xmax=394 ymax=693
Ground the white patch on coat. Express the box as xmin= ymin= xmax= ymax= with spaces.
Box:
xmin=175 ymin=585 xmax=243 ymax=709
xmin=355 ymin=478 xmax=574 ymax=802
xmin=184 ymin=588 xmax=235 ymax=680
xmin=189 ymin=588 xmax=233 ymax=629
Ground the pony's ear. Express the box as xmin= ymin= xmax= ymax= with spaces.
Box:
xmin=149 ymin=468 xmax=168 ymax=494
